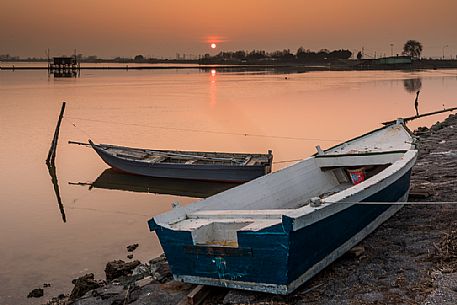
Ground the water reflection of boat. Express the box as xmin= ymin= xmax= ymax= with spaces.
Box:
xmin=149 ymin=120 xmax=418 ymax=294
xmin=77 ymin=169 xmax=239 ymax=198
xmin=89 ymin=140 xmax=273 ymax=182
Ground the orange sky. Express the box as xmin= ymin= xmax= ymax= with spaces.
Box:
xmin=1 ymin=0 xmax=456 ymax=58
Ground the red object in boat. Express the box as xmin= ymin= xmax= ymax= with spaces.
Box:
xmin=347 ymin=168 xmax=365 ymax=185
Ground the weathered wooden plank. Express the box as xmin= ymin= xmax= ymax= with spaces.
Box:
xmin=187 ymin=285 xmax=211 ymax=305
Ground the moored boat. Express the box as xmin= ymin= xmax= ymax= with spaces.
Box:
xmin=89 ymin=140 xmax=273 ymax=182
xmin=148 ymin=120 xmax=418 ymax=294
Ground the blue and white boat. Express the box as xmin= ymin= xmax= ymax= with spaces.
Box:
xmin=148 ymin=120 xmax=417 ymax=294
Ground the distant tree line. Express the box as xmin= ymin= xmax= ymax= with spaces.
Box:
xmin=6 ymin=40 xmax=456 ymax=64
xmin=200 ymin=48 xmax=353 ymax=64
xmin=0 ymin=54 xmax=20 ymax=61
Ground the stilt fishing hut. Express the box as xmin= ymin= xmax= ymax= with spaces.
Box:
xmin=49 ymin=56 xmax=80 ymax=77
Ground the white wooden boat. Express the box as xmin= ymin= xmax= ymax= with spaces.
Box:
xmin=148 ymin=120 xmax=417 ymax=294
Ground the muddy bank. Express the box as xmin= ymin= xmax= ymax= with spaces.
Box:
xmin=44 ymin=115 xmax=457 ymax=305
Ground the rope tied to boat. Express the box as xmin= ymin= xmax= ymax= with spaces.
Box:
xmin=65 ymin=119 xmax=99 ymax=143
xmin=64 ymin=116 xmax=342 ymax=142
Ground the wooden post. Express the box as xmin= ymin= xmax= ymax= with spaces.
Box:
xmin=47 ymin=48 xmax=50 ymax=75
xmin=46 ymin=102 xmax=66 ymax=166
xmin=46 ymin=102 xmax=67 ymax=222
xmin=382 ymin=106 xmax=457 ymax=125
xmin=68 ymin=140 xmax=90 ymax=146
xmin=47 ymin=161 xmax=67 ymax=223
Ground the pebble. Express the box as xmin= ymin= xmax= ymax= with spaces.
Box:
xmin=348 ymin=245 xmax=365 ymax=258
xmin=127 ymin=243 xmax=139 ymax=252
xmin=27 ymin=288 xmax=44 ymax=298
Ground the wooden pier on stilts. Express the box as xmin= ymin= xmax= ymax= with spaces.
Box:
xmin=48 ymin=55 xmax=80 ymax=78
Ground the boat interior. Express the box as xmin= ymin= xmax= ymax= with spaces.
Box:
xmin=182 ymin=124 xmax=413 ymax=212
xmin=167 ymin=154 xmax=400 ymax=247
xmin=98 ymin=144 xmax=272 ymax=166
xmin=183 ymin=151 xmax=401 ymax=214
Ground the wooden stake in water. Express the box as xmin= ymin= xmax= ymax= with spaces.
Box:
xmin=47 ymin=160 xmax=67 ymax=223
xmin=46 ymin=102 xmax=67 ymax=222
xmin=46 ymin=102 xmax=66 ymax=166
xmin=382 ymin=106 xmax=457 ymax=125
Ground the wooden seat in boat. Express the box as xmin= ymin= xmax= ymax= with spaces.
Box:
xmin=145 ymin=155 xmax=166 ymax=163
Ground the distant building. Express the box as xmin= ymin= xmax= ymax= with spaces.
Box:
xmin=52 ymin=57 xmax=77 ymax=66
xmin=374 ymin=55 xmax=412 ymax=65
xmin=49 ymin=56 xmax=79 ymax=78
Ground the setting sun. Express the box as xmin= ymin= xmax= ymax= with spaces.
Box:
xmin=210 ymin=43 xmax=217 ymax=49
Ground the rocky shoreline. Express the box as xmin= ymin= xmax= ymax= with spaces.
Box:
xmin=41 ymin=114 xmax=457 ymax=305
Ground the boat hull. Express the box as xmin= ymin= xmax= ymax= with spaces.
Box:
xmin=92 ymin=145 xmax=269 ymax=183
xmin=151 ymin=168 xmax=412 ymax=294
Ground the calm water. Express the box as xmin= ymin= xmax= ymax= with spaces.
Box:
xmin=1 ymin=67 xmax=457 ymax=304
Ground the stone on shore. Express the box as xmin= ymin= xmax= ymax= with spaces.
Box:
xmin=127 ymin=243 xmax=139 ymax=252
xmin=105 ymin=260 xmax=141 ymax=282
xmin=70 ymin=273 xmax=103 ymax=300
xmin=27 ymin=288 xmax=44 ymax=298
xmin=150 ymin=256 xmax=172 ymax=283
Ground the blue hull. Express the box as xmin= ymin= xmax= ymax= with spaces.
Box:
xmin=150 ymin=169 xmax=412 ymax=294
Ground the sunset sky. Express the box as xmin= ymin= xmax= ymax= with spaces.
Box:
xmin=1 ymin=0 xmax=456 ymax=59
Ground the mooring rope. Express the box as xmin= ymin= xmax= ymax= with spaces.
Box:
xmin=309 ymin=201 xmax=457 ymax=206
xmin=65 ymin=120 xmax=99 ymax=143
xmin=65 ymin=205 xmax=150 ymax=217
xmin=64 ymin=116 xmax=342 ymax=142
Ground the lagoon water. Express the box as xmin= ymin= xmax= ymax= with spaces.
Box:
xmin=1 ymin=67 xmax=457 ymax=304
